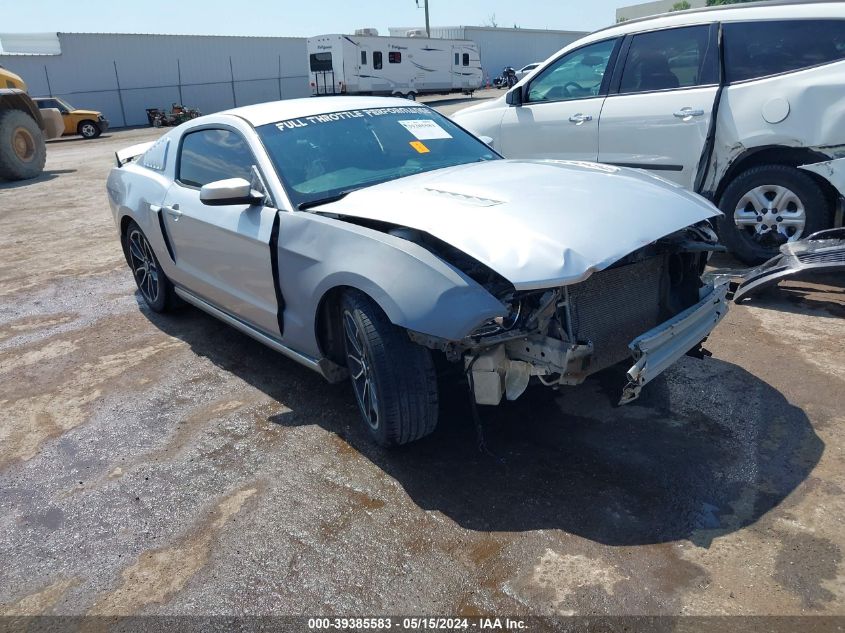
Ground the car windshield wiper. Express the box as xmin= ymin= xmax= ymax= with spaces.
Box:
xmin=297 ymin=189 xmax=357 ymax=210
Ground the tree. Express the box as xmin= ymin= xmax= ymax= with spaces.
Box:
xmin=671 ymin=1 xmax=691 ymax=10
xmin=484 ymin=13 xmax=498 ymax=27
xmin=706 ymin=0 xmax=766 ymax=5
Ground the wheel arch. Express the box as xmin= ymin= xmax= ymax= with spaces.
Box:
xmin=715 ymin=145 xmax=839 ymax=214
xmin=313 ymin=283 xmax=403 ymax=366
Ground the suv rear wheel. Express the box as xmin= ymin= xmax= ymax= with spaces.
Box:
xmin=718 ymin=165 xmax=830 ymax=265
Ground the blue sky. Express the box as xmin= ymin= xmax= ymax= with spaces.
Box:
xmin=5 ymin=0 xmax=625 ymax=37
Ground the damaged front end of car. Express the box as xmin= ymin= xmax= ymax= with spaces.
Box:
xmin=408 ymin=222 xmax=730 ymax=406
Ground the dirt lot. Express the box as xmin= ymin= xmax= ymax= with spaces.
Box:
xmin=1 ymin=94 xmax=844 ymax=620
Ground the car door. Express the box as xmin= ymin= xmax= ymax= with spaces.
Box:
xmin=598 ymin=24 xmax=720 ymax=189
xmin=161 ymin=127 xmax=281 ymax=337
xmin=498 ymin=38 xmax=620 ymax=161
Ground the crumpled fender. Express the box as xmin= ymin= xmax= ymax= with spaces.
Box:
xmin=800 ymin=156 xmax=845 ymax=199
xmin=275 ymin=212 xmax=507 ymax=359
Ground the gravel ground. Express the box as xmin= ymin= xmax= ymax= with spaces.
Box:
xmin=1 ymin=93 xmax=844 ymax=621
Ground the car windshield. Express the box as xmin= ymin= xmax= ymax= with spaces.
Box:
xmin=256 ymin=106 xmax=499 ymax=209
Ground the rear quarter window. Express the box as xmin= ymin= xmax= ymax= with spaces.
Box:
xmin=724 ymin=19 xmax=845 ymax=82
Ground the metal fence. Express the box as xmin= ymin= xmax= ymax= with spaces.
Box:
xmin=1 ymin=33 xmax=310 ymax=127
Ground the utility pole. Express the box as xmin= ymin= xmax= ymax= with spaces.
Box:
xmin=416 ymin=0 xmax=431 ymax=37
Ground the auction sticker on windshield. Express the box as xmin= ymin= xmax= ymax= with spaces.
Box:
xmin=398 ymin=119 xmax=452 ymax=140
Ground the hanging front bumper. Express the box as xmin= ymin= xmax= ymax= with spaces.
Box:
xmin=620 ymin=282 xmax=730 ymax=404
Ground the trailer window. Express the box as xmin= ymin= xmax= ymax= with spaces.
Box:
xmin=462 ymin=53 xmax=470 ymax=66
xmin=454 ymin=53 xmax=459 ymax=65
xmin=389 ymin=51 xmax=402 ymax=64
xmin=374 ymin=51 xmax=383 ymax=69
xmin=361 ymin=51 xmax=367 ymax=65
xmin=309 ymin=52 xmax=333 ymax=72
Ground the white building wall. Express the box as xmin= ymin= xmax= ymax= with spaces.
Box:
xmin=388 ymin=26 xmax=587 ymax=80
xmin=0 ymin=33 xmax=309 ymax=127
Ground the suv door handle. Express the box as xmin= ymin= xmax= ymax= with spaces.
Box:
xmin=568 ymin=113 xmax=593 ymax=125
xmin=673 ymin=108 xmax=705 ymax=119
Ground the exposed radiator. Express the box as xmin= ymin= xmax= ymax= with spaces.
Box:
xmin=567 ymin=256 xmax=665 ymax=373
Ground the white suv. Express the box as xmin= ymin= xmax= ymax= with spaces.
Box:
xmin=454 ymin=1 xmax=845 ymax=263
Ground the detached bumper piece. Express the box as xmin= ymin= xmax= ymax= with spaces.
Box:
xmin=621 ymin=282 xmax=730 ymax=405
xmin=731 ymin=228 xmax=845 ymax=302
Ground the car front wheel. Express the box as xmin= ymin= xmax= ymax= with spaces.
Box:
xmin=341 ymin=290 xmax=438 ymax=447
xmin=718 ymin=165 xmax=830 ymax=264
xmin=78 ymin=120 xmax=101 ymax=139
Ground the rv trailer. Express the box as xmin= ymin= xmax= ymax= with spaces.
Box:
xmin=307 ymin=31 xmax=483 ymax=98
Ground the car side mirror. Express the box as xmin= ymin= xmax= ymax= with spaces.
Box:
xmin=199 ymin=177 xmax=264 ymax=206
xmin=479 ymin=135 xmax=494 ymax=148
xmin=505 ymin=87 xmax=523 ymax=106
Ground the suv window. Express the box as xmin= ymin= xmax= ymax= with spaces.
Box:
xmin=724 ymin=19 xmax=845 ymax=83
xmin=178 ymin=129 xmax=255 ymax=188
xmin=527 ymin=38 xmax=617 ymax=103
xmin=619 ymin=25 xmax=716 ymax=94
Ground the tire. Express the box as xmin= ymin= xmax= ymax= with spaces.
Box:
xmin=340 ymin=290 xmax=438 ymax=447
xmin=0 ymin=109 xmax=46 ymax=181
xmin=718 ymin=164 xmax=830 ymax=265
xmin=123 ymin=221 xmax=175 ymax=313
xmin=78 ymin=120 xmax=101 ymax=139
xmin=405 ymin=92 xmax=417 ymax=101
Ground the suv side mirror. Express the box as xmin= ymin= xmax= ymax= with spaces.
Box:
xmin=505 ymin=87 xmax=523 ymax=106
xmin=200 ymin=177 xmax=264 ymax=206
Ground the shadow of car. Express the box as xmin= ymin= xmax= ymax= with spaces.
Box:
xmin=140 ymin=294 xmax=822 ymax=548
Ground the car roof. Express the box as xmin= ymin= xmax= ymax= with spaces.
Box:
xmin=580 ymin=0 xmax=844 ymax=47
xmin=221 ymin=96 xmax=427 ymax=127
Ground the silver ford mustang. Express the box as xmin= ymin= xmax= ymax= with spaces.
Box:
xmin=107 ymin=96 xmax=729 ymax=447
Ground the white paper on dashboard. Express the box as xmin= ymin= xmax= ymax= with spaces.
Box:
xmin=398 ymin=119 xmax=453 ymax=140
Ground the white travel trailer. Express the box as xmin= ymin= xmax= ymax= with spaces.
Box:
xmin=307 ymin=32 xmax=483 ymax=98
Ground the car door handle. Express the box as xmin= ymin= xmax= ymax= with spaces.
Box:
xmin=673 ymin=108 xmax=705 ymax=119
xmin=568 ymin=113 xmax=593 ymax=125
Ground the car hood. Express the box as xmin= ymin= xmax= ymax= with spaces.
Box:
xmin=70 ymin=109 xmax=102 ymax=117
xmin=313 ymin=159 xmax=721 ymax=290
xmin=452 ymin=96 xmax=506 ymax=118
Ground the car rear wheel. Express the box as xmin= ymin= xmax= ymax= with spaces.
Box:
xmin=124 ymin=221 xmax=175 ymax=312
xmin=0 ymin=109 xmax=46 ymax=181
xmin=718 ymin=165 xmax=830 ymax=265
xmin=78 ymin=120 xmax=101 ymax=139
xmin=341 ymin=290 xmax=438 ymax=447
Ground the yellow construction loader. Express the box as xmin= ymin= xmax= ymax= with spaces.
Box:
xmin=0 ymin=66 xmax=63 ymax=180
